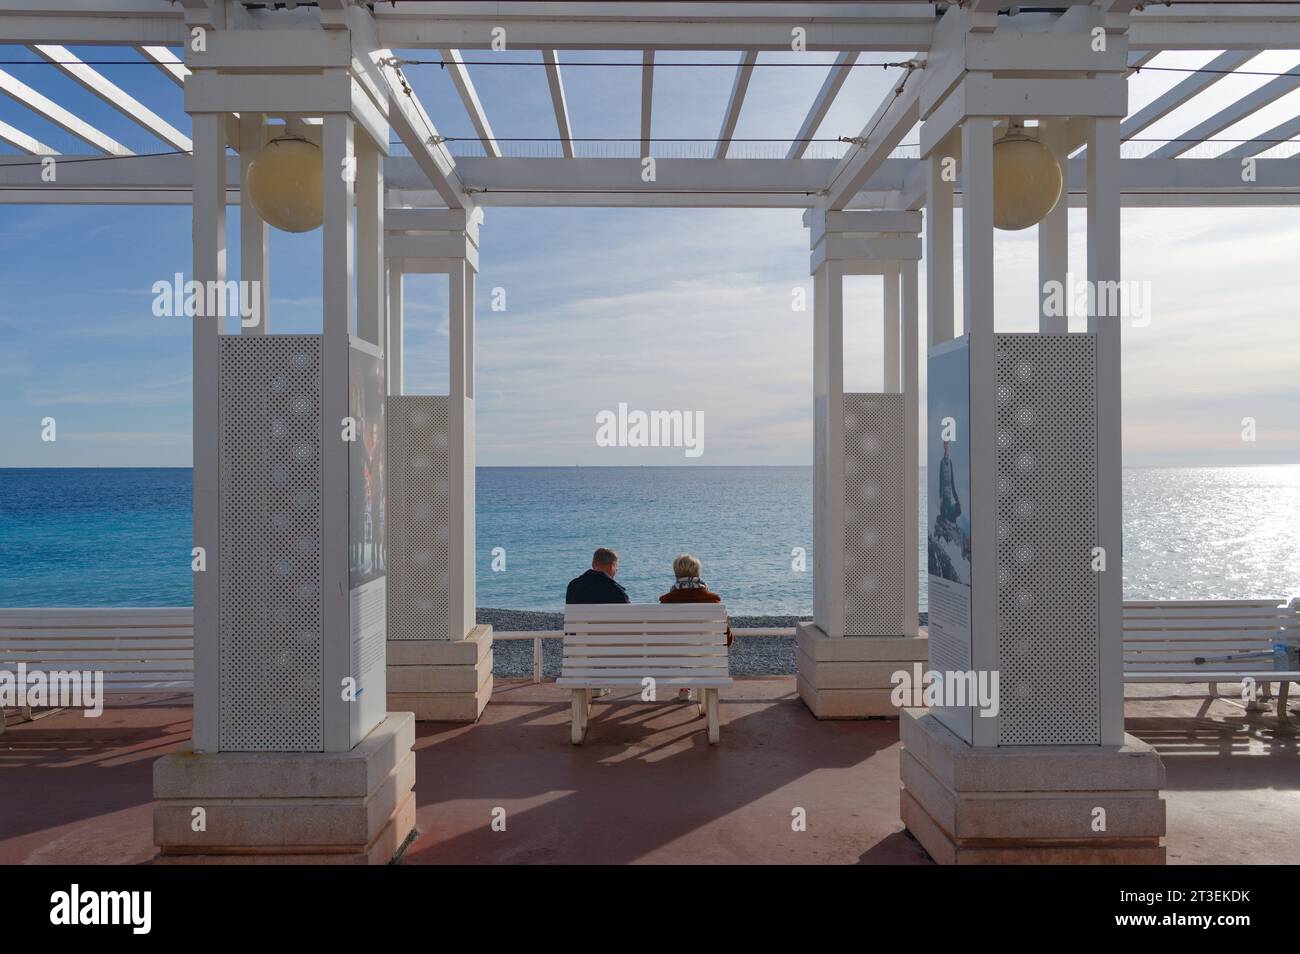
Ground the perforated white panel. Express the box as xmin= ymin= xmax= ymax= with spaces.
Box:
xmin=995 ymin=334 xmax=1099 ymax=745
xmin=218 ymin=335 xmax=323 ymax=752
xmin=387 ymin=395 xmax=451 ymax=639
xmin=844 ymin=393 xmax=906 ymax=635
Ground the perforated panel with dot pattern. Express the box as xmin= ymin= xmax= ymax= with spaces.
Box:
xmin=995 ymin=333 xmax=1099 ymax=745
xmin=844 ymin=393 xmax=907 ymax=635
xmin=218 ymin=335 xmax=323 ymax=752
xmin=387 ymin=395 xmax=450 ymax=639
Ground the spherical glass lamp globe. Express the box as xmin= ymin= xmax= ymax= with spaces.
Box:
xmin=245 ymin=137 xmax=323 ymax=233
xmin=992 ymin=131 xmax=1062 ymax=231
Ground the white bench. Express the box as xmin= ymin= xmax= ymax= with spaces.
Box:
xmin=1123 ymin=598 xmax=1300 ymax=720
xmin=0 ymin=607 xmax=194 ymax=732
xmin=558 ymin=603 xmax=733 ymax=745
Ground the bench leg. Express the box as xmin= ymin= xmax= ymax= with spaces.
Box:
xmin=705 ymin=688 xmax=720 ymax=745
xmin=1278 ymin=681 xmax=1292 ymax=723
xmin=571 ymin=689 xmax=588 ymax=745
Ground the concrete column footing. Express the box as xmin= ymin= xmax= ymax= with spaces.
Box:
xmin=899 ymin=708 xmax=1167 ymax=864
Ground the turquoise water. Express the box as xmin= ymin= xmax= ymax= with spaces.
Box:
xmin=1 ymin=466 xmax=1298 ymax=613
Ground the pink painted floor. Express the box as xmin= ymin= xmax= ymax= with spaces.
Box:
xmin=1 ymin=680 xmax=1296 ymax=864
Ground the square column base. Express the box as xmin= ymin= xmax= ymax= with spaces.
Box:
xmin=387 ymin=624 xmax=492 ymax=722
xmin=796 ymin=622 xmax=928 ymax=718
xmin=899 ymin=709 xmax=1167 ymax=864
xmin=153 ymin=713 xmax=416 ymax=865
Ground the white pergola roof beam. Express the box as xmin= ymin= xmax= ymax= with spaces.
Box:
xmin=1221 ymin=114 xmax=1300 ymax=159
xmin=371 ymin=4 xmax=936 ymax=52
xmin=0 ymin=68 xmax=131 ymax=155
xmin=825 ymin=62 xmax=921 ymax=210
xmin=541 ymin=49 xmax=574 ymax=158
xmin=0 ymin=118 xmax=58 ymax=155
xmin=31 ymin=44 xmax=192 ymax=152
xmin=641 ymin=49 xmax=654 ymax=157
xmin=787 ymin=50 xmax=858 ymax=160
xmin=715 ymin=50 xmax=757 ymax=160
xmin=1150 ymin=65 xmax=1300 ymax=159
xmin=1121 ymin=49 xmax=1256 ymax=141
xmin=137 ymin=45 xmax=189 ymax=88
xmin=439 ymin=48 xmax=500 ymax=158
xmin=377 ymin=52 xmax=470 ymax=210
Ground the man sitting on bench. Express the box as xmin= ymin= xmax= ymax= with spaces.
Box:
xmin=566 ymin=547 xmax=630 ymax=697
xmin=565 ymin=547 xmax=630 ymax=605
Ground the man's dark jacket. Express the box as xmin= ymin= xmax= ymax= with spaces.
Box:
xmin=565 ymin=568 xmax=629 ymax=604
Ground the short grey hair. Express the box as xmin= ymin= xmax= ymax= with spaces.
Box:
xmin=592 ymin=547 xmax=618 ymax=568
xmin=673 ymin=554 xmax=701 ymax=578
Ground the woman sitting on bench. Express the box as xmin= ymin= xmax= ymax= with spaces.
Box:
xmin=659 ymin=554 xmax=734 ymax=701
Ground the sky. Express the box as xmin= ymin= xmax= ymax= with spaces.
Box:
xmin=1 ymin=42 xmax=1298 ymax=468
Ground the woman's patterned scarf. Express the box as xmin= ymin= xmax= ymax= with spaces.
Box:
xmin=672 ymin=576 xmax=708 ymax=590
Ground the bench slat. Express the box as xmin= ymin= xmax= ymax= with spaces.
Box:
xmin=1124 ymin=600 xmax=1291 ymax=609
xmin=0 ymin=630 xmax=195 ymax=641
xmin=564 ymin=634 xmax=726 ymax=646
xmin=562 ymin=657 xmax=730 ymax=669
xmin=564 ymin=646 xmax=727 ymax=658
xmin=564 ymin=621 xmax=728 ymax=635
xmin=564 ymin=604 xmax=727 ymax=620
xmin=558 ymin=677 xmax=732 ymax=687
xmin=1126 ymin=671 xmax=1300 ymax=681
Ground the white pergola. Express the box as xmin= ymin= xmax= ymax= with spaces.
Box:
xmin=5 ymin=0 xmax=1298 ymax=865
xmin=0 ymin=2 xmax=1298 ymax=208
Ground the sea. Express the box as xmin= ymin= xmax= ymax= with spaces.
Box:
xmin=1 ymin=465 xmax=1298 ymax=613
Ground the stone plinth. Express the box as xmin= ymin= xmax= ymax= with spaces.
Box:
xmin=153 ymin=713 xmax=416 ymax=865
xmin=796 ymin=622 xmax=928 ymax=718
xmin=387 ymin=624 xmax=492 ymax=722
xmin=899 ymin=708 xmax=1166 ymax=864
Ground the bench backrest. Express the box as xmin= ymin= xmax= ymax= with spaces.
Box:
xmin=0 ymin=607 xmax=195 ymax=692
xmin=1122 ymin=598 xmax=1300 ymax=673
xmin=561 ymin=603 xmax=730 ymax=684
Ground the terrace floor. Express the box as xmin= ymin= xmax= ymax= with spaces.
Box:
xmin=1 ymin=679 xmax=1297 ymax=865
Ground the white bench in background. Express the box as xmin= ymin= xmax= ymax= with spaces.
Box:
xmin=0 ymin=607 xmax=194 ymax=732
xmin=1122 ymin=598 xmax=1300 ymax=720
xmin=559 ymin=603 xmax=733 ymax=745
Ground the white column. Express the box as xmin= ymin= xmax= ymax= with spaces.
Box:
xmin=812 ymin=260 xmax=846 ymax=639
xmin=812 ymin=264 xmax=827 ymax=628
xmin=1038 ymin=119 xmax=1069 ymax=334
xmin=386 ymin=264 xmax=403 ymax=395
xmin=355 ymin=131 xmax=383 ymax=347
xmin=901 ymin=257 xmax=920 ymax=636
xmin=1087 ymin=116 xmax=1125 ymax=746
xmin=190 ymin=111 xmax=226 ymax=753
xmin=883 ymin=264 xmax=901 ymax=393
xmin=448 ymin=258 xmax=475 ymax=640
xmin=926 ymin=153 xmax=955 ymax=346
xmin=961 ymin=117 xmax=999 ymax=747
xmin=238 ymin=112 xmax=268 ymax=335
xmin=320 ymin=112 xmax=355 ymax=751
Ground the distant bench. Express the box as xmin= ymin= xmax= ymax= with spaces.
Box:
xmin=0 ymin=607 xmax=194 ymax=731
xmin=558 ymin=603 xmax=733 ymax=745
xmin=1123 ymin=598 xmax=1300 ymax=720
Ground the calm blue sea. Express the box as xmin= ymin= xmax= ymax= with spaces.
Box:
xmin=1 ymin=466 xmax=1298 ymax=613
